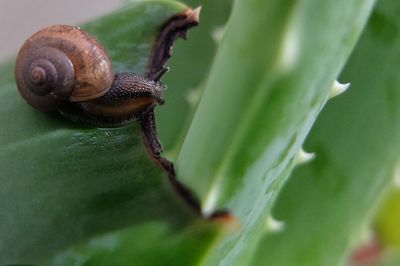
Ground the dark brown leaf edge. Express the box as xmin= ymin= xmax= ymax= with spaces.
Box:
xmin=140 ymin=7 xmax=232 ymax=220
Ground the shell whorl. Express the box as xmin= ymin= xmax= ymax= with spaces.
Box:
xmin=15 ymin=25 xmax=114 ymax=111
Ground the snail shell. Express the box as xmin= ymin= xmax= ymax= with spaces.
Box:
xmin=15 ymin=25 xmax=114 ymax=111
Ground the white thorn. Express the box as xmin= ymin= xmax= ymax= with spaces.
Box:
xmin=276 ymin=8 xmax=301 ymax=72
xmin=266 ymin=215 xmax=285 ymax=232
xmin=278 ymin=27 xmax=300 ymax=71
xmin=330 ymin=80 xmax=350 ymax=98
xmin=394 ymin=164 xmax=400 ymax=187
xmin=185 ymin=88 xmax=202 ymax=106
xmin=211 ymin=25 xmax=226 ymax=43
xmin=294 ymin=148 xmax=315 ymax=165
xmin=202 ymin=183 xmax=221 ymax=216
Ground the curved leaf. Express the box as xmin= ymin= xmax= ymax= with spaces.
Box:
xmin=0 ymin=1 xmax=201 ymax=264
xmin=1 ymin=0 xmax=237 ymax=265
xmin=252 ymin=0 xmax=400 ymax=265
xmin=177 ymin=0 xmax=375 ymax=265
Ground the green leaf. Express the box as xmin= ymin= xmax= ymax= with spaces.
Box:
xmin=251 ymin=0 xmax=400 ymax=265
xmin=178 ymin=0 xmax=376 ymax=211
xmin=177 ymin=0 xmax=375 ymax=264
xmin=46 ymin=220 xmax=227 ymax=266
xmin=1 ymin=0 xmax=238 ymax=264
xmin=0 ymin=1 xmax=206 ymax=264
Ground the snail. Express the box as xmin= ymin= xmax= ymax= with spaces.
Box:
xmin=14 ymin=8 xmax=204 ymax=215
xmin=15 ymin=25 xmax=165 ymax=127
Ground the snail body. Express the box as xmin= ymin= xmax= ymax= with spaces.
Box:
xmin=15 ymin=25 xmax=165 ymax=127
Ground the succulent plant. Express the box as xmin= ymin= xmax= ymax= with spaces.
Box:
xmin=1 ymin=0 xmax=399 ymax=265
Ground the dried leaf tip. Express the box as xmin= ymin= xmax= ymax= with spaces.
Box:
xmin=208 ymin=209 xmax=234 ymax=221
xmin=185 ymin=6 xmax=202 ymax=24
xmin=208 ymin=210 xmax=241 ymax=233
xmin=146 ymin=6 xmax=202 ymax=81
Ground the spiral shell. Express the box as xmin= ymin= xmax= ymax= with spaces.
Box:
xmin=15 ymin=25 xmax=114 ymax=111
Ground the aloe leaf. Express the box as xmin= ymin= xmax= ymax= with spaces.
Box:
xmin=0 ymin=0 xmax=238 ymax=264
xmin=178 ymin=0 xmax=376 ymax=212
xmin=0 ymin=1 xmax=206 ymax=264
xmin=176 ymin=1 xmax=374 ymax=265
xmin=45 ymin=219 xmax=228 ymax=266
xmin=37 ymin=1 xmax=236 ymax=265
xmin=251 ymin=1 xmax=400 ymax=265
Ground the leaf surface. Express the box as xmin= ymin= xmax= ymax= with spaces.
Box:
xmin=252 ymin=1 xmax=400 ymax=265
xmin=177 ymin=0 xmax=375 ymax=264
xmin=0 ymin=1 xmax=207 ymax=264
